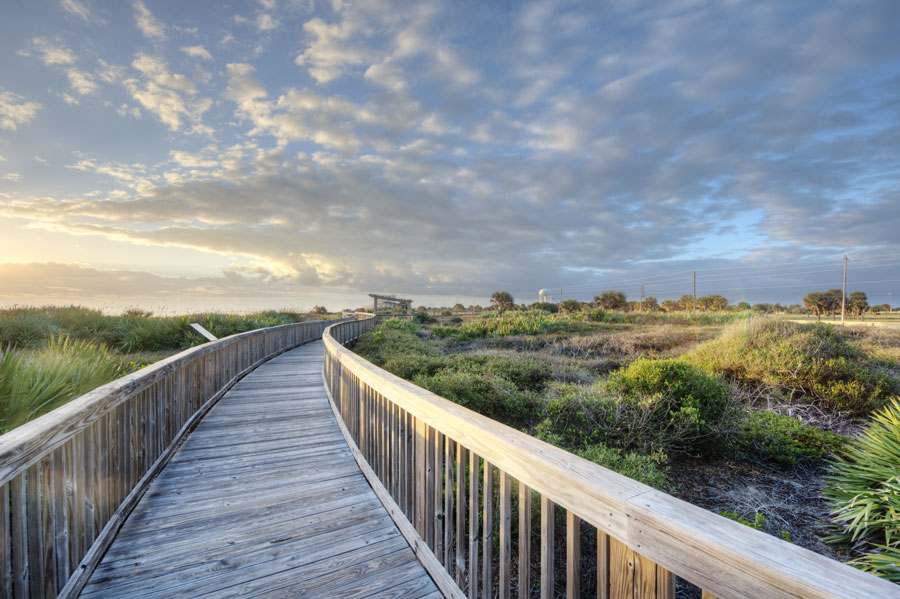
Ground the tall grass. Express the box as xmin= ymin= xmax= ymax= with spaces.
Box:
xmin=0 ymin=336 xmax=127 ymax=433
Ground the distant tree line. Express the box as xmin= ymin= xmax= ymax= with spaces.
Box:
xmin=469 ymin=289 xmax=894 ymax=317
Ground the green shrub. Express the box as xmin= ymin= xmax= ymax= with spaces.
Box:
xmin=0 ymin=311 xmax=60 ymax=348
xmin=825 ymin=398 xmax=900 ymax=580
xmin=736 ymin=412 xmax=846 ymax=465
xmin=685 ymin=319 xmax=899 ymax=414
xmin=413 ymin=310 xmax=437 ymax=324
xmin=573 ymin=443 xmax=667 ymax=489
xmin=606 ymin=358 xmax=731 ymax=435
xmin=534 ymin=371 xmax=735 ymax=457
xmin=450 ymin=355 xmax=552 ymax=392
xmin=413 ymin=370 xmax=542 ymax=427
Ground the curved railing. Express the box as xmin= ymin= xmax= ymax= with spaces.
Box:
xmin=0 ymin=317 xmax=347 ymax=599
xmin=323 ymin=317 xmax=900 ymax=599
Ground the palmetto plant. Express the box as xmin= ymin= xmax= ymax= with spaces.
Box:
xmin=825 ymin=397 xmax=900 ymax=580
xmin=0 ymin=336 xmax=126 ymax=433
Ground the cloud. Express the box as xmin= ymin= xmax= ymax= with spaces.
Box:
xmin=0 ymin=261 xmax=304 ymax=301
xmin=19 ymin=37 xmax=76 ymax=65
xmin=122 ymin=54 xmax=209 ymax=131
xmin=0 ymin=92 xmax=42 ymax=130
xmin=66 ymin=68 xmax=98 ymax=95
xmin=256 ymin=14 xmax=279 ymax=31
xmin=132 ymin=53 xmax=196 ymax=93
xmin=295 ymin=18 xmax=368 ymax=83
xmin=132 ymin=0 xmax=165 ymax=40
xmin=60 ymin=0 xmax=104 ymax=23
xmin=181 ymin=45 xmax=212 ymax=61
xmin=2 ymin=173 xmax=21 ymax=182
xmin=169 ymin=150 xmax=217 ymax=168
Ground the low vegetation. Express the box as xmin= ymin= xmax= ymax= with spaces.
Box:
xmin=351 ymin=306 xmax=900 ymax=581
xmin=825 ymin=399 xmax=900 ymax=581
xmin=685 ymin=319 xmax=899 ymax=414
xmin=0 ymin=305 xmax=338 ymax=432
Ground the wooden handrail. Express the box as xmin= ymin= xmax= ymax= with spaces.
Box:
xmin=0 ymin=317 xmax=348 ymax=599
xmin=323 ymin=318 xmax=900 ymax=599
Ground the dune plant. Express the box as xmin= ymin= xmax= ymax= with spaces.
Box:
xmin=685 ymin=319 xmax=899 ymax=414
xmin=0 ymin=336 xmax=127 ymax=433
xmin=825 ymin=398 xmax=900 ymax=580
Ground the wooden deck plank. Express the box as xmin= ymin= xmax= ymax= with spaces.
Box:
xmin=80 ymin=341 xmax=441 ymax=598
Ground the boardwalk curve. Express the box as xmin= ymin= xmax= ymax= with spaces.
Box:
xmin=80 ymin=342 xmax=440 ymax=598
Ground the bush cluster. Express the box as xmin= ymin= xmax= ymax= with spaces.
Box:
xmin=736 ymin=412 xmax=846 ymax=465
xmin=685 ymin=319 xmax=899 ymax=414
xmin=534 ymin=359 xmax=735 ymax=457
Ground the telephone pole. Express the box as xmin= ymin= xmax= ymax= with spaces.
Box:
xmin=889 ymin=292 xmax=893 ymax=313
xmin=692 ymin=271 xmax=696 ymax=312
xmin=840 ymin=255 xmax=848 ymax=326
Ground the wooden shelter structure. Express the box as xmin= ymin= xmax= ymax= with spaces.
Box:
xmin=369 ymin=293 xmax=413 ymax=315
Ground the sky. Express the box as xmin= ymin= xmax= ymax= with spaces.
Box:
xmin=0 ymin=0 xmax=899 ymax=313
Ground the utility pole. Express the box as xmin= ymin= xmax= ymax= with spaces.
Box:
xmin=692 ymin=271 xmax=696 ymax=312
xmin=889 ymin=292 xmax=893 ymax=313
xmin=840 ymin=255 xmax=848 ymax=326
xmin=640 ymin=285 xmax=644 ymax=312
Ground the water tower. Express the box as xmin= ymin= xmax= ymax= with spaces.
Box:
xmin=538 ymin=289 xmax=552 ymax=303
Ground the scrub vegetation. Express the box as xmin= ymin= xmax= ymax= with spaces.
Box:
xmin=352 ymin=305 xmax=900 ymax=580
xmin=0 ymin=305 xmax=338 ymax=433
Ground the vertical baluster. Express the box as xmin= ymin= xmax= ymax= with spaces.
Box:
xmin=10 ymin=475 xmax=28 ymax=598
xmin=1 ymin=483 xmax=10 ymax=598
xmin=455 ymin=443 xmax=466 ymax=588
xmin=415 ymin=417 xmax=427 ymax=538
xmin=635 ymin=553 xmax=657 ymax=599
xmin=425 ymin=427 xmax=436 ymax=549
xmin=443 ymin=437 xmax=453 ymax=570
xmin=499 ymin=471 xmax=511 ymax=598
xmin=597 ymin=531 xmax=609 ymax=599
xmin=434 ymin=431 xmax=444 ymax=555
xmin=52 ymin=448 xmax=69 ymax=591
xmin=567 ymin=511 xmax=580 ymax=599
xmin=609 ymin=537 xmax=633 ymax=599
xmin=482 ymin=461 xmax=494 ymax=599
xmin=64 ymin=439 xmax=80 ymax=576
xmin=519 ymin=482 xmax=532 ymax=599
xmin=540 ymin=496 xmax=554 ymax=599
xmin=468 ymin=451 xmax=479 ymax=599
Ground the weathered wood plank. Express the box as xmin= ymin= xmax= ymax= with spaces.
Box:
xmin=567 ymin=510 xmax=581 ymax=599
xmin=540 ymin=496 xmax=554 ymax=599
xmin=81 ymin=340 xmax=439 ymax=599
xmin=482 ymin=461 xmax=494 ymax=599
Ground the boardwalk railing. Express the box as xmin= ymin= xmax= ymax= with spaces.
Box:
xmin=0 ymin=317 xmax=346 ymax=599
xmin=323 ymin=317 xmax=899 ymax=599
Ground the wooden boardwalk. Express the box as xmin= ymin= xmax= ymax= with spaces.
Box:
xmin=79 ymin=341 xmax=441 ymax=599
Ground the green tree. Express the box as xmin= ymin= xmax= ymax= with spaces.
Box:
xmin=849 ymin=291 xmax=868 ymax=319
xmin=661 ymin=299 xmax=678 ymax=312
xmin=490 ymin=291 xmax=515 ymax=312
xmin=594 ymin=291 xmax=627 ymax=311
xmin=698 ymin=294 xmax=728 ymax=311
xmin=642 ymin=296 xmax=660 ymax=311
xmin=803 ymin=292 xmax=827 ymax=321
xmin=453 ymin=303 xmax=465 ymax=311
xmin=312 ymin=305 xmax=328 ymax=314
xmin=677 ymin=294 xmax=695 ymax=311
xmin=737 ymin=301 xmax=751 ymax=311
xmin=559 ymin=299 xmax=582 ymax=313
